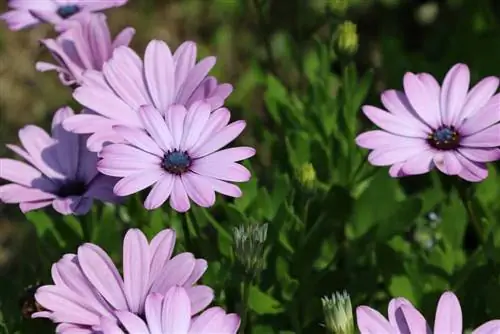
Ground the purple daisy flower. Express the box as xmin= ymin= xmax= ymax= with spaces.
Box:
xmin=63 ymin=39 xmax=233 ymax=152
xmin=36 ymin=12 xmax=135 ymax=87
xmin=0 ymin=106 xmax=119 ymax=215
xmin=356 ymin=291 xmax=500 ymax=333
xmin=356 ymin=63 xmax=500 ymax=182
xmin=97 ymin=103 xmax=255 ymax=212
xmin=0 ymin=0 xmax=128 ymax=31
xmin=100 ymin=287 xmax=240 ymax=334
xmin=33 ymin=228 xmax=214 ymax=332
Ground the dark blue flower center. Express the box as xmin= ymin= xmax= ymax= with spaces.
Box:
xmin=162 ymin=150 xmax=191 ymax=175
xmin=56 ymin=5 xmax=80 ymax=19
xmin=428 ymin=126 xmax=460 ymax=150
xmin=57 ymin=180 xmax=87 ymax=198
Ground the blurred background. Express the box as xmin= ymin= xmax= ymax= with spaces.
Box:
xmin=2 ymin=0 xmax=500 ymax=332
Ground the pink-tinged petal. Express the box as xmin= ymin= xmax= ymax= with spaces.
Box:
xmin=53 ymin=197 xmax=93 ymax=216
xmin=113 ymin=169 xmax=166 ymax=196
xmin=0 ymin=159 xmax=44 ymax=187
xmin=356 ymin=130 xmax=427 ymax=150
xmin=461 ymin=124 xmax=500 ymax=148
xmin=123 ymin=229 xmax=150 ymax=314
xmin=417 ymin=73 xmax=441 ymax=100
xmin=356 ymin=306 xmax=395 ymax=334
xmin=149 ymin=229 xmax=176 ymax=285
xmin=51 ymin=107 xmax=79 ymax=178
xmin=63 ymin=114 xmax=117 ymax=134
xmin=185 ymin=285 xmax=214 ymax=315
xmin=440 ymin=63 xmax=470 ymax=126
xmin=80 ymin=0 xmax=128 ymax=11
xmin=170 ymin=177 xmax=191 ymax=212
xmin=388 ymin=298 xmax=414 ymax=333
xmin=35 ymin=286 xmax=101 ymax=325
xmin=460 ymin=94 xmax=500 ymax=136
xmin=433 ymin=291 xmax=462 ymax=334
xmin=401 ymin=149 xmax=435 ymax=175
xmin=19 ymin=200 xmax=53 ymax=213
xmin=55 ymin=323 xmax=93 ymax=333
xmin=190 ymin=108 xmax=232 ymax=153
xmin=176 ymin=57 xmax=216 ymax=104
xmin=190 ymin=161 xmax=250 ymax=182
xmin=99 ymin=317 xmax=124 ymax=334
xmin=73 ymin=87 xmax=140 ymax=126
xmin=85 ymin=130 xmax=124 ymax=152
xmin=103 ymin=47 xmax=152 ymax=109
xmin=144 ymin=174 xmax=175 ymax=210
xmin=184 ymin=259 xmax=208 ymax=286
xmin=173 ymin=42 xmax=197 ymax=93
xmin=389 ymin=162 xmax=406 ymax=178
xmin=116 ymin=311 xmax=149 ymax=333
xmin=433 ymin=151 xmax=462 ymax=175
xmin=39 ymin=38 xmax=83 ymax=81
xmin=403 ymin=72 xmax=441 ymax=128
xmin=188 ymin=307 xmax=225 ymax=332
xmin=98 ymin=153 xmax=160 ymax=178
xmin=139 ymin=105 xmax=175 ymax=151
xmin=113 ymin=126 xmax=164 ymax=157
xmin=219 ymin=314 xmax=241 ymax=333
xmin=362 ymin=106 xmax=430 ymax=138
xmin=100 ymin=143 xmax=160 ymax=161
xmin=457 ymin=148 xmax=500 ymax=163
xmin=460 ymin=76 xmax=499 ymax=122
xmin=151 ymin=253 xmax=195 ymax=294
xmin=0 ymin=10 xmax=39 ymax=31
xmin=181 ymin=101 xmax=211 ymax=150
xmin=161 ymin=287 xmax=191 ymax=334
xmin=398 ymin=304 xmax=430 ymax=333
xmin=0 ymin=184 xmax=55 ymax=203
xmin=165 ymin=104 xmax=187 ymax=148
xmin=145 ymin=293 xmax=164 ymax=334
xmin=36 ymin=61 xmax=62 ymax=73
xmin=368 ymin=143 xmax=428 ymax=166
xmin=473 ymin=320 xmax=500 ymax=334
xmin=181 ymin=173 xmax=216 ymax=208
xmin=455 ymin=154 xmax=488 ymax=182
xmin=207 ymin=178 xmax=242 ymax=197
xmin=112 ymin=27 xmax=136 ymax=49
xmin=77 ymin=244 xmax=128 ymax=310
xmin=85 ymin=14 xmax=112 ymax=68
xmin=193 ymin=147 xmax=256 ymax=164
xmin=145 ymin=40 xmax=176 ymax=111
xmin=190 ymin=121 xmax=247 ymax=158
xmin=85 ymin=175 xmax=121 ymax=203
xmin=80 ymin=70 xmax=112 ymax=91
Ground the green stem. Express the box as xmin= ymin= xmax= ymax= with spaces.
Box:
xmin=239 ymin=278 xmax=252 ymax=334
xmin=455 ymin=182 xmax=484 ymax=243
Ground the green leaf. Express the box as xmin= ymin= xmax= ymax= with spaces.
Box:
xmin=389 ymin=275 xmax=418 ymax=304
xmin=376 ymin=198 xmax=422 ymax=241
xmin=92 ymin=204 xmax=122 ymax=259
xmin=25 ymin=211 xmax=64 ymax=248
xmin=248 ymin=285 xmax=284 ymax=315
xmin=439 ymin=191 xmax=467 ymax=249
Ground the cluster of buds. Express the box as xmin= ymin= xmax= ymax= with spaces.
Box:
xmin=232 ymin=223 xmax=269 ymax=278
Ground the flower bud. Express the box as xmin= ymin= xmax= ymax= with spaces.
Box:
xmin=296 ymin=163 xmax=317 ymax=190
xmin=328 ymin=0 xmax=349 ymax=16
xmin=322 ymin=290 xmax=354 ymax=334
xmin=335 ymin=21 xmax=358 ymax=56
xmin=232 ymin=223 xmax=268 ymax=277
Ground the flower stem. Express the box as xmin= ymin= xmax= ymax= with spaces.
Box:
xmin=455 ymin=181 xmax=484 ymax=243
xmin=239 ymin=278 xmax=252 ymax=334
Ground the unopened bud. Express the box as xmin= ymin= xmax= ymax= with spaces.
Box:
xmin=328 ymin=0 xmax=349 ymax=16
xmin=335 ymin=21 xmax=358 ymax=56
xmin=322 ymin=291 xmax=354 ymax=334
xmin=296 ymin=163 xmax=316 ymax=190
xmin=233 ymin=223 xmax=268 ymax=277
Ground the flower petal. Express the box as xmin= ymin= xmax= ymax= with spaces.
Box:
xmin=473 ymin=320 xmax=500 ymax=334
xmin=161 ymin=287 xmax=191 ymax=334
xmin=144 ymin=174 xmax=175 ymax=210
xmin=144 ymin=40 xmax=175 ymax=111
xmin=113 ymin=169 xmax=166 ymax=197
xmin=185 ymin=285 xmax=214 ymax=315
xmin=433 ymin=291 xmax=462 ymax=334
xmin=123 ymin=229 xmax=150 ymax=314
xmin=170 ymin=177 xmax=191 ymax=212
xmin=139 ymin=105 xmax=175 ymax=152
xmin=356 ymin=306 xmax=395 ymax=334
xmin=181 ymin=172 xmax=216 ymax=208
xmin=116 ymin=311 xmax=149 ymax=334
xmin=460 ymin=76 xmax=499 ymax=122
xmin=433 ymin=151 xmax=462 ymax=175
xmin=149 ymin=229 xmax=176 ymax=286
xmin=190 ymin=121 xmax=247 ymax=158
xmin=151 ymin=253 xmax=195 ymax=294
xmin=403 ymin=72 xmax=441 ymax=128
xmin=362 ymin=106 xmax=430 ymax=138
xmin=113 ymin=126 xmax=164 ymax=157
xmin=460 ymin=124 xmax=500 ymax=148
xmin=145 ymin=293 xmax=164 ymax=334
xmin=440 ymin=63 xmax=470 ymax=126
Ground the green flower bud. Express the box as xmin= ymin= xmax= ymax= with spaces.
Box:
xmin=296 ymin=163 xmax=317 ymax=190
xmin=335 ymin=21 xmax=358 ymax=56
xmin=328 ymin=0 xmax=348 ymax=16
xmin=321 ymin=291 xmax=354 ymax=334
xmin=233 ymin=223 xmax=268 ymax=277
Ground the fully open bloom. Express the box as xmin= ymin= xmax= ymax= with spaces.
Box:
xmin=356 ymin=291 xmax=500 ymax=333
xmin=33 ymin=228 xmax=214 ymax=333
xmin=100 ymin=287 xmax=240 ymax=334
xmin=0 ymin=0 xmax=127 ymax=31
xmin=0 ymin=106 xmax=119 ymax=215
xmin=36 ymin=12 xmax=135 ymax=87
xmin=97 ymin=103 xmax=255 ymax=212
xmin=356 ymin=63 xmax=500 ymax=182
xmin=63 ymin=39 xmax=233 ymax=152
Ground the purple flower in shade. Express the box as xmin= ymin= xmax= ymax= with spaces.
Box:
xmin=100 ymin=287 xmax=240 ymax=334
xmin=0 ymin=106 xmax=119 ymax=215
xmin=97 ymin=103 xmax=255 ymax=212
xmin=0 ymin=0 xmax=128 ymax=31
xmin=63 ymin=39 xmax=233 ymax=152
xmin=33 ymin=228 xmax=214 ymax=333
xmin=355 ymin=63 xmax=500 ymax=182
xmin=356 ymin=291 xmax=500 ymax=334
xmin=36 ymin=12 xmax=135 ymax=87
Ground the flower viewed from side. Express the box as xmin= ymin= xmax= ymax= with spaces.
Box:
xmin=63 ymin=39 xmax=233 ymax=152
xmin=100 ymin=287 xmax=240 ymax=334
xmin=356 ymin=63 xmax=500 ymax=182
xmin=97 ymin=103 xmax=255 ymax=212
xmin=0 ymin=107 xmax=119 ymax=215
xmin=0 ymin=0 xmax=128 ymax=31
xmin=33 ymin=228 xmax=214 ymax=332
xmin=356 ymin=291 xmax=500 ymax=334
xmin=36 ymin=12 xmax=135 ymax=87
